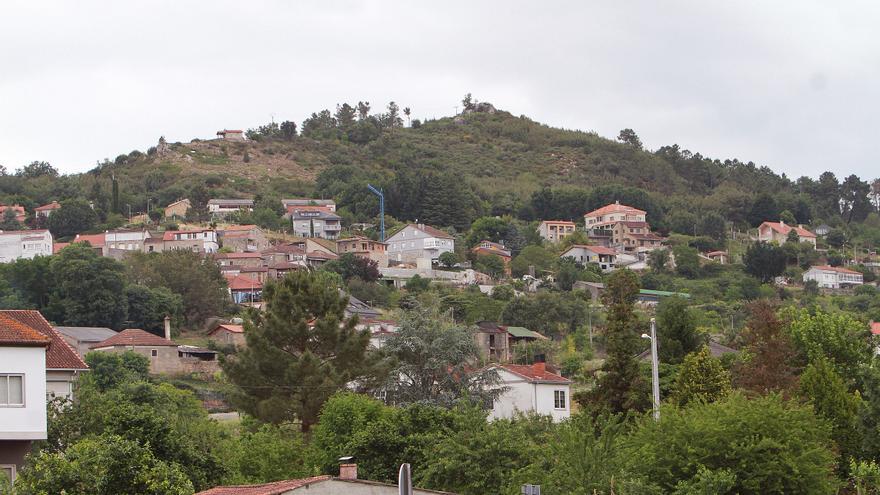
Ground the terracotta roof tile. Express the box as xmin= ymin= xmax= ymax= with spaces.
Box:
xmin=35 ymin=201 xmax=61 ymax=211
xmin=225 ymin=274 xmax=263 ymax=290
xmin=500 ymin=363 xmax=572 ymax=384
xmin=565 ymin=244 xmax=617 ymax=256
xmin=0 ymin=311 xmax=87 ymax=368
xmin=810 ymin=265 xmax=863 ymax=275
xmin=90 ymin=328 xmax=177 ymax=349
xmin=209 ymin=324 xmax=244 ymax=335
xmin=196 ymin=476 xmax=331 ymax=495
xmin=584 ymin=202 xmax=646 ymax=218
xmin=0 ymin=314 xmax=51 ymax=347
xmin=760 ymin=221 xmax=817 ymax=238
xmin=871 ymin=322 xmax=880 ymax=336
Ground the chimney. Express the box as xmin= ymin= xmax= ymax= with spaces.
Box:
xmin=339 ymin=463 xmax=358 ymax=480
xmin=163 ymin=315 xmax=172 ymax=341
xmin=533 ymin=362 xmax=546 ymax=374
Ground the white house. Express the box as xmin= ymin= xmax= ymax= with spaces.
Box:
xmin=105 ymin=229 xmax=152 ymax=255
xmin=803 ymin=265 xmax=864 ymax=289
xmin=0 ymin=314 xmax=49 ymax=484
xmin=162 ymin=229 xmax=219 ymax=253
xmin=0 ymin=230 xmax=53 ymax=263
xmin=207 ymin=199 xmax=254 ymax=217
xmin=757 ymin=221 xmax=817 ymax=248
xmin=560 ymin=244 xmax=618 ymax=272
xmin=385 ymin=224 xmax=455 ymax=263
xmin=488 ymin=363 xmax=572 ymax=422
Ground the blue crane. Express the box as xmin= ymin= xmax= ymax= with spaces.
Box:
xmin=367 ymin=183 xmax=385 ymax=241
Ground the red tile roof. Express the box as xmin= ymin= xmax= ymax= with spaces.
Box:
xmin=584 ymin=202 xmax=646 ymax=218
xmin=306 ymin=250 xmax=338 ymax=260
xmin=90 ymin=328 xmax=177 ymax=349
xmin=225 ymin=274 xmax=263 ymax=290
xmin=706 ymin=250 xmax=727 ymax=257
xmin=759 ymin=221 xmax=817 ymax=238
xmin=872 ymin=321 xmax=880 ymax=336
xmin=72 ymin=233 xmax=106 ymax=247
xmin=196 ymin=476 xmax=331 ymax=495
xmin=163 ymin=229 xmax=212 ymax=241
xmin=0 ymin=311 xmax=87 ymax=368
xmin=209 ymin=324 xmax=244 ymax=335
xmin=53 ymin=242 xmax=70 ymax=254
xmin=0 ymin=313 xmax=51 ymax=347
xmin=566 ymin=244 xmax=618 ymax=256
xmin=35 ymin=201 xmax=61 ymax=211
xmin=810 ymin=265 xmax=863 ymax=275
xmin=500 ymin=363 xmax=572 ymax=384
xmin=540 ymin=220 xmax=577 ymax=226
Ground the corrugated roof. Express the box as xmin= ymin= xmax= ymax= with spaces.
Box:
xmin=54 ymin=326 xmax=116 ymax=343
xmin=1 ymin=311 xmax=87 ymax=369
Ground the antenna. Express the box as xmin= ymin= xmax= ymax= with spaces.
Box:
xmin=367 ymin=184 xmax=385 ymax=241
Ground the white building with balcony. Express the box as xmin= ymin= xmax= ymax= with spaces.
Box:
xmin=803 ymin=265 xmax=864 ymax=289
xmin=290 ymin=208 xmax=343 ymax=240
xmin=385 ymin=223 xmax=455 ymax=263
xmin=0 ymin=230 xmax=53 ymax=263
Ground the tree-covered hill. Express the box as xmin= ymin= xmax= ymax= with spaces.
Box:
xmin=1 ymin=98 xmax=877 ymax=242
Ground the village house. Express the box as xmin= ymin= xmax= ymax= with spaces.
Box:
xmin=757 ymin=221 xmax=817 ymax=247
xmin=207 ymin=323 xmax=245 ymax=347
xmin=196 ymin=467 xmax=456 ymax=495
xmin=583 ymin=202 xmax=665 ymax=253
xmin=34 ymin=201 xmax=61 ymax=219
xmin=281 ymin=198 xmax=336 ymax=212
xmin=54 ymin=326 xmax=116 ymax=359
xmin=705 ymin=250 xmax=728 ymax=264
xmin=214 ymin=251 xmax=264 ymax=268
xmin=0 ymin=314 xmax=49 ymax=484
xmin=162 ymin=229 xmax=219 ymax=253
xmin=225 ymin=274 xmax=263 ymax=305
xmin=608 ymin=221 xmax=664 ymax=251
xmin=289 ymin=207 xmax=343 ymax=239
xmin=0 ymin=230 xmax=53 ymax=263
xmin=584 ymin=201 xmax=646 ymax=230
xmin=0 ymin=205 xmax=25 ymax=224
xmin=104 ymin=229 xmax=152 ymax=257
xmin=537 ymin=220 xmax=576 ymax=242
xmin=561 ymin=244 xmax=618 ymax=272
xmin=218 ymin=225 xmax=268 ymax=252
xmin=488 ymin=362 xmax=572 ymax=422
xmin=471 ymin=240 xmax=512 ymax=275
xmin=385 ymin=223 xmax=454 ymax=262
xmin=208 ymin=199 xmax=254 ymax=218
xmin=1 ymin=311 xmax=89 ymax=401
xmin=163 ymin=198 xmax=191 ymax=219
xmin=89 ymin=326 xmax=218 ymax=375
xmin=803 ymin=265 xmax=864 ymax=289
xmin=216 ymin=129 xmax=244 ymax=141
xmin=358 ymin=319 xmax=399 ymax=349
xmin=474 ymin=321 xmax=512 ymax=362
xmin=336 ymin=236 xmax=388 ymax=267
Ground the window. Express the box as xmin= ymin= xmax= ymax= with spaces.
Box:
xmin=0 ymin=374 xmax=24 ymax=406
xmin=554 ymin=390 xmax=566 ymax=409
xmin=151 ymin=349 xmax=158 ymax=357
xmin=0 ymin=465 xmax=14 ymax=485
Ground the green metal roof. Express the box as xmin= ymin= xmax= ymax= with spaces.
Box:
xmin=638 ymin=289 xmax=691 ymax=298
xmin=505 ymin=326 xmax=545 ymax=339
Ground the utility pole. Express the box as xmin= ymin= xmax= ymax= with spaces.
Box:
xmin=367 ymin=184 xmax=385 ymax=241
xmin=641 ymin=318 xmax=660 ymax=421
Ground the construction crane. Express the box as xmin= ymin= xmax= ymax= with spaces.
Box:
xmin=367 ymin=184 xmax=385 ymax=241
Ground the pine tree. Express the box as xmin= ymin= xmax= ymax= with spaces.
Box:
xmin=671 ymin=346 xmax=731 ymax=406
xmin=733 ymin=300 xmax=799 ymax=397
xmin=221 ymin=271 xmax=383 ymax=432
xmin=111 ymin=175 xmax=119 ymax=214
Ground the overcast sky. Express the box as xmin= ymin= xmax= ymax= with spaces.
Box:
xmin=1 ymin=1 xmax=878 ymax=179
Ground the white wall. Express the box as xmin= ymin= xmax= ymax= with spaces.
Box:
xmin=489 ymin=369 xmax=570 ymax=422
xmin=0 ymin=231 xmax=52 ymax=263
xmin=0 ymin=346 xmax=47 ymax=439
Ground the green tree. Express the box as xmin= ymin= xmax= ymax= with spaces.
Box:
xmin=588 ymin=269 xmax=645 ymax=413
xmin=0 ymin=209 xmax=20 ymax=230
xmin=743 ymin=242 xmax=787 ymax=282
xmin=671 ymin=346 xmax=731 ymax=406
xmin=656 ymin=296 xmax=702 ymax=364
xmin=697 ymin=211 xmax=727 ymax=242
xmin=322 ymin=253 xmax=380 ymax=282
xmin=125 ymin=251 xmax=228 ymax=328
xmin=48 ymin=243 xmax=128 ymax=328
xmin=48 ymin=199 xmax=99 ymax=239
xmin=280 ymin=120 xmax=298 ymax=140
xmin=779 ymin=209 xmax=797 ymax=224
xmin=223 ymin=423 xmax=308 ymax=484
xmin=222 ymin=271 xmax=383 ymax=432
xmin=17 ymin=434 xmax=194 ymax=495
xmin=748 ymin=193 xmax=779 ymax=227
xmin=672 ymin=245 xmax=701 ymax=278
xmin=473 ymin=254 xmax=505 ymax=279
xmin=648 ymin=248 xmax=670 ymax=272
xmin=438 ymin=251 xmax=460 ymax=269
xmin=82 ymin=351 xmax=150 ymax=392
xmin=125 ymin=285 xmax=184 ymax=334
xmin=785 ymin=308 xmax=872 ymax=379
xmin=511 ymin=245 xmax=557 ymax=278
xmin=501 ymin=291 xmax=587 ymax=338
xmin=733 ymin=301 xmax=798 ymax=396
xmin=617 ymin=128 xmax=643 ymax=149
xmin=16 ymin=160 xmax=58 ymax=178
xmin=624 ymin=393 xmax=838 ymax=494
xmin=826 ymin=229 xmax=847 ymax=248
xmin=382 ymin=306 xmax=501 ymax=407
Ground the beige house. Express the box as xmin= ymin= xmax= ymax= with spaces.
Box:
xmin=757 ymin=221 xmax=817 ymax=247
xmin=537 ymin=220 xmax=576 ymax=242
xmin=89 ymin=328 xmax=218 ymax=375
xmin=207 ymin=323 xmax=245 ymax=347
xmin=336 ymin=236 xmax=388 ymax=267
xmin=164 ymin=199 xmax=191 ymax=219
xmin=216 ymin=129 xmax=244 ymax=141
xmin=219 ymin=225 xmax=268 ymax=252
xmin=584 ymin=201 xmax=646 ymax=230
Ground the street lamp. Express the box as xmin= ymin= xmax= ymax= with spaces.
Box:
xmin=641 ymin=317 xmax=660 ymax=421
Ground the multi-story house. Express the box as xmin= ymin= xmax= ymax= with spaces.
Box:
xmin=164 ymin=198 xmax=191 ymax=219
xmin=0 ymin=230 xmax=53 ymax=263
xmin=207 ymin=199 xmax=254 ymax=218
xmin=336 ymin=236 xmax=388 ymax=267
xmin=537 ymin=220 xmax=576 ymax=242
xmin=385 ymin=224 xmax=454 ymax=263
xmin=0 ymin=313 xmax=49 ymax=483
xmin=289 ymin=207 xmax=343 ymax=240
xmin=584 ymin=201 xmax=646 ymax=230
xmin=757 ymin=221 xmax=817 ymax=248
xmin=803 ymin=265 xmax=864 ymax=289
xmin=218 ymin=225 xmax=268 ymax=252
xmin=471 ymin=240 xmax=512 ymax=276
xmin=609 ymin=221 xmax=664 ymax=251
xmin=282 ymin=199 xmax=336 ymax=212
xmin=105 ymin=229 xmax=152 ymax=256
xmin=487 ymin=362 xmax=572 ymax=422
xmin=162 ymin=229 xmax=219 ymax=253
